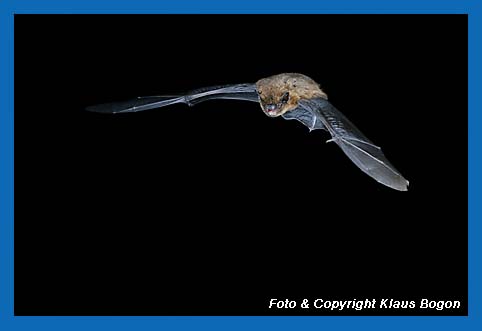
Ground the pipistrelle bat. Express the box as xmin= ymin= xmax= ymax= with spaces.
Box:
xmin=86 ymin=73 xmax=409 ymax=191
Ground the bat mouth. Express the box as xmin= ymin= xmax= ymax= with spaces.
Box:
xmin=264 ymin=104 xmax=281 ymax=117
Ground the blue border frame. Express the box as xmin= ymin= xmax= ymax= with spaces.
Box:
xmin=1 ymin=1 xmax=479 ymax=330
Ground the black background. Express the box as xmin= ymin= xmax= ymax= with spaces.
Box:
xmin=15 ymin=15 xmax=467 ymax=315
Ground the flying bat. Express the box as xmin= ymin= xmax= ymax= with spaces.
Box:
xmin=86 ymin=73 xmax=409 ymax=191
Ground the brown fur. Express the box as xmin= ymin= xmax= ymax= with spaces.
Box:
xmin=256 ymin=73 xmax=327 ymax=116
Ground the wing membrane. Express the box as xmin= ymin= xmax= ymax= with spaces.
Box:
xmin=86 ymin=84 xmax=259 ymax=114
xmin=297 ymin=98 xmax=409 ymax=191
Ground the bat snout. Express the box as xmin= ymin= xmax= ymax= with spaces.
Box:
xmin=264 ymin=103 xmax=281 ymax=117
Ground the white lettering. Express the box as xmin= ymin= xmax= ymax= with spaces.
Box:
xmin=420 ymin=299 xmax=461 ymax=311
xmin=268 ymin=299 xmax=297 ymax=308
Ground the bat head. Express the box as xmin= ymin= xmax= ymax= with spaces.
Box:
xmin=257 ymin=90 xmax=294 ymax=117
xmin=256 ymin=73 xmax=327 ymax=117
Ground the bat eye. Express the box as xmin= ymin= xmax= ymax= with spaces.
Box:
xmin=281 ymin=92 xmax=289 ymax=104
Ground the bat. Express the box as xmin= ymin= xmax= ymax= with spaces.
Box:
xmin=86 ymin=73 xmax=409 ymax=191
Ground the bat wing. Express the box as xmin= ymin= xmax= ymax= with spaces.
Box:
xmin=86 ymin=83 xmax=259 ymax=114
xmin=285 ymin=98 xmax=408 ymax=191
xmin=282 ymin=106 xmax=326 ymax=131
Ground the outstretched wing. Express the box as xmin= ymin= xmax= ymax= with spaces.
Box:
xmin=86 ymin=83 xmax=259 ymax=114
xmin=284 ymin=98 xmax=408 ymax=191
